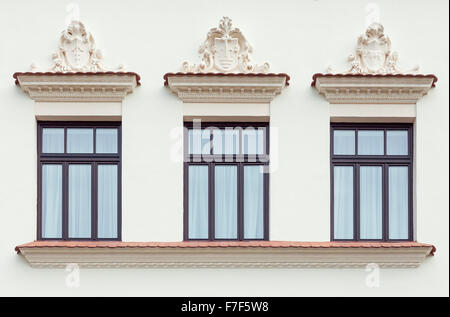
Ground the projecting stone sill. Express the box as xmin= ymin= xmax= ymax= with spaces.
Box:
xmin=15 ymin=241 xmax=435 ymax=268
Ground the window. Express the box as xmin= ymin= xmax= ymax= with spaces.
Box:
xmin=38 ymin=122 xmax=121 ymax=240
xmin=184 ymin=122 xmax=269 ymax=240
xmin=331 ymin=123 xmax=413 ymax=241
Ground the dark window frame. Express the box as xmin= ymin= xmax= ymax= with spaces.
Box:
xmin=37 ymin=121 xmax=122 ymax=241
xmin=330 ymin=123 xmax=414 ymax=242
xmin=183 ymin=122 xmax=270 ymax=241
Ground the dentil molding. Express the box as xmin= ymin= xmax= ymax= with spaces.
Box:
xmin=14 ymin=21 xmax=139 ymax=102
xmin=165 ymin=73 xmax=289 ymax=103
xmin=313 ymin=23 xmax=437 ymax=104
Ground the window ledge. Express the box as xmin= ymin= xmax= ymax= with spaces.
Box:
xmin=164 ymin=73 xmax=289 ymax=103
xmin=15 ymin=241 xmax=435 ymax=268
xmin=312 ymin=74 xmax=437 ymax=104
xmin=13 ymin=72 xmax=141 ymax=102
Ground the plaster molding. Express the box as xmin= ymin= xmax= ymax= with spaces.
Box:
xmin=18 ymin=246 xmax=433 ymax=268
xmin=14 ymin=72 xmax=138 ymax=102
xmin=182 ymin=17 xmax=269 ymax=74
xmin=329 ymin=23 xmax=418 ymax=75
xmin=165 ymin=73 xmax=288 ymax=103
xmin=313 ymin=74 xmax=436 ymax=104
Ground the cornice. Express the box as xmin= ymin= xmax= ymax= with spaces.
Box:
xmin=164 ymin=73 xmax=289 ymax=103
xmin=312 ymin=74 xmax=437 ymax=104
xmin=13 ymin=72 xmax=140 ymax=102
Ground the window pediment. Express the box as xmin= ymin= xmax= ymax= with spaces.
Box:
xmin=13 ymin=21 xmax=140 ymax=103
xmin=313 ymin=23 xmax=437 ymax=104
xmin=164 ymin=17 xmax=289 ymax=103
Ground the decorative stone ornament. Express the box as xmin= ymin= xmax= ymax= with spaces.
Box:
xmin=182 ymin=17 xmax=269 ymax=73
xmin=313 ymin=23 xmax=437 ymax=104
xmin=51 ymin=21 xmax=123 ymax=72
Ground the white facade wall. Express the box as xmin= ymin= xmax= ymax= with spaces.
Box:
xmin=0 ymin=0 xmax=448 ymax=296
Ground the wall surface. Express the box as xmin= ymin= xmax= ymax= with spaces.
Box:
xmin=0 ymin=0 xmax=448 ymax=296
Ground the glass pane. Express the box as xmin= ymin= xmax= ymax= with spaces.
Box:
xmin=188 ymin=166 xmax=209 ymax=239
xmin=360 ymin=166 xmax=383 ymax=239
xmin=189 ymin=129 xmax=210 ymax=155
xmin=244 ymin=166 xmax=264 ymax=239
xmin=96 ymin=128 xmax=118 ymax=153
xmin=243 ymin=128 xmax=264 ymax=155
xmin=387 ymin=130 xmax=408 ymax=155
xmin=333 ymin=166 xmax=354 ymax=239
xmin=67 ymin=128 xmax=93 ymax=153
xmin=389 ymin=166 xmax=409 ymax=239
xmin=213 ymin=128 xmax=239 ymax=155
xmin=98 ymin=165 xmax=118 ymax=238
xmin=42 ymin=165 xmax=62 ymax=238
xmin=215 ymin=166 xmax=238 ymax=239
xmin=358 ymin=130 xmax=384 ymax=155
xmin=69 ymin=165 xmax=91 ymax=238
xmin=333 ymin=130 xmax=355 ymax=155
xmin=42 ymin=128 xmax=64 ymax=153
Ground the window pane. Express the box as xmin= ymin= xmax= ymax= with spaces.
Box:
xmin=67 ymin=128 xmax=93 ymax=153
xmin=360 ymin=166 xmax=383 ymax=239
xmin=189 ymin=129 xmax=210 ymax=155
xmin=333 ymin=166 xmax=354 ymax=239
xmin=389 ymin=166 xmax=409 ymax=239
xmin=244 ymin=166 xmax=264 ymax=239
xmin=98 ymin=165 xmax=118 ymax=238
xmin=215 ymin=166 xmax=238 ymax=239
xmin=387 ymin=130 xmax=408 ymax=155
xmin=188 ymin=166 xmax=209 ymax=239
xmin=42 ymin=128 xmax=64 ymax=153
xmin=358 ymin=130 xmax=384 ymax=155
xmin=42 ymin=165 xmax=62 ymax=238
xmin=69 ymin=165 xmax=91 ymax=238
xmin=334 ymin=130 xmax=355 ymax=155
xmin=243 ymin=128 xmax=264 ymax=155
xmin=96 ymin=128 xmax=118 ymax=153
xmin=213 ymin=128 xmax=239 ymax=155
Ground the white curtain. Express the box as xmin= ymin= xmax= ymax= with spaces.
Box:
xmin=42 ymin=128 xmax=64 ymax=153
xmin=387 ymin=130 xmax=408 ymax=155
xmin=389 ymin=166 xmax=409 ymax=239
xmin=215 ymin=166 xmax=237 ymax=239
xmin=244 ymin=166 xmax=264 ymax=239
xmin=96 ymin=129 xmax=118 ymax=153
xmin=42 ymin=164 xmax=62 ymax=238
xmin=334 ymin=166 xmax=354 ymax=239
xmin=243 ymin=128 xmax=264 ymax=155
xmin=333 ymin=130 xmax=355 ymax=155
xmin=213 ymin=129 xmax=239 ymax=155
xmin=69 ymin=165 xmax=91 ymax=238
xmin=358 ymin=130 xmax=384 ymax=155
xmin=98 ymin=165 xmax=118 ymax=238
xmin=360 ymin=166 xmax=383 ymax=239
xmin=188 ymin=166 xmax=209 ymax=239
xmin=67 ymin=128 xmax=93 ymax=153
xmin=189 ymin=129 xmax=210 ymax=155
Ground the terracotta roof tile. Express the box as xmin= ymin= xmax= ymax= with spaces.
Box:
xmin=15 ymin=240 xmax=436 ymax=255
xmin=13 ymin=71 xmax=141 ymax=86
xmin=163 ymin=72 xmax=290 ymax=86
xmin=310 ymin=73 xmax=438 ymax=87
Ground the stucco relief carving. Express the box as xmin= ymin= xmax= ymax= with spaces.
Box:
xmin=328 ymin=23 xmax=419 ymax=75
xmin=50 ymin=21 xmax=123 ymax=72
xmin=182 ymin=17 xmax=270 ymax=73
